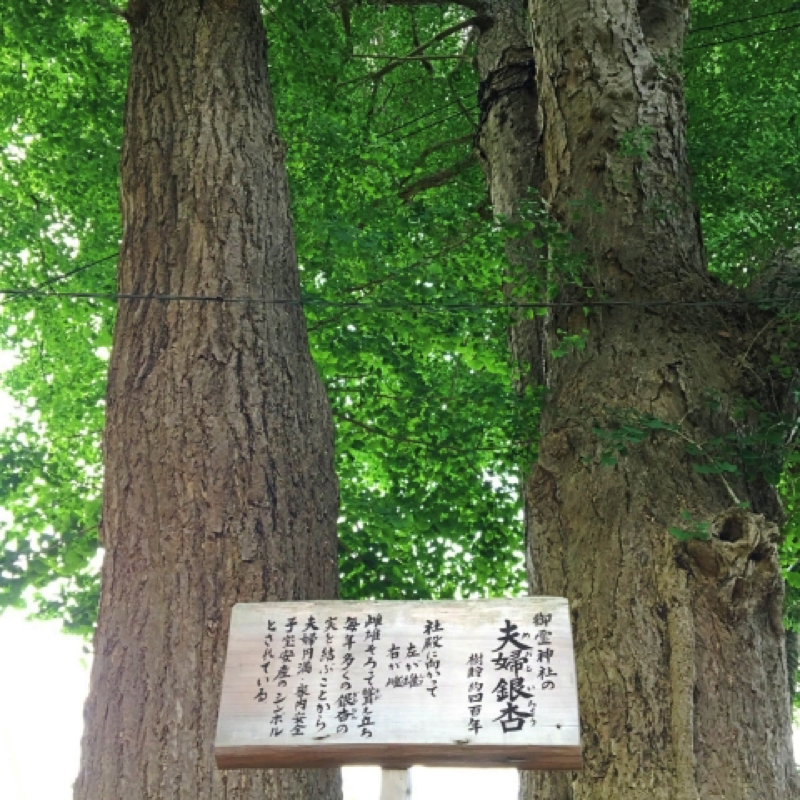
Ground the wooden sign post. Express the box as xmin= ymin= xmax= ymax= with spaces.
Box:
xmin=215 ymin=597 xmax=581 ymax=782
xmin=380 ymin=769 xmax=411 ymax=800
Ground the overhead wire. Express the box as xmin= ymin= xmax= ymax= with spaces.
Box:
xmin=2 ymin=15 xmax=798 ymax=317
xmin=690 ymin=3 xmax=800 ymax=34
xmin=374 ymin=10 xmax=800 ymax=139
xmin=2 ymin=253 xmax=118 ymax=298
xmin=376 ymin=93 xmax=474 ymax=139
xmin=388 ymin=107 xmax=476 ymax=142
xmin=0 ymin=286 xmax=797 ymax=313
xmin=686 ymin=20 xmax=800 ymax=49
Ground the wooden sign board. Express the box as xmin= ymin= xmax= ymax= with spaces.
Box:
xmin=215 ymin=598 xmax=581 ymax=770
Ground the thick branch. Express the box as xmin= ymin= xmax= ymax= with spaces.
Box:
xmin=411 ymin=134 xmax=472 ymax=168
xmin=398 ymin=154 xmax=476 ymax=201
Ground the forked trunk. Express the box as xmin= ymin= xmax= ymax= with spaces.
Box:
xmin=474 ymin=1 xmax=798 ymax=797
xmin=73 ymin=2 xmax=341 ymax=798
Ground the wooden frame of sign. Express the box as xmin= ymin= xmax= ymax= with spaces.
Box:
xmin=215 ymin=597 xmax=581 ymax=770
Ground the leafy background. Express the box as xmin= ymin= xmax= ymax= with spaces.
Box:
xmin=0 ymin=0 xmax=798 ymax=711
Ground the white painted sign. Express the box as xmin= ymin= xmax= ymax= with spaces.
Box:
xmin=215 ymin=598 xmax=581 ymax=769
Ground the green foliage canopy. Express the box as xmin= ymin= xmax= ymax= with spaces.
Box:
xmin=0 ymin=0 xmax=798 ymax=647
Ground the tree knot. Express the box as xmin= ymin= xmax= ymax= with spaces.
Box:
xmin=683 ymin=507 xmax=782 ymax=618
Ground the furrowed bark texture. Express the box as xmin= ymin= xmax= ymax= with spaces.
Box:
xmin=519 ymin=1 xmax=798 ymax=797
xmin=471 ymin=0 xmax=798 ymax=798
xmin=473 ymin=0 xmax=543 ymax=391
xmin=73 ymin=1 xmax=342 ymax=798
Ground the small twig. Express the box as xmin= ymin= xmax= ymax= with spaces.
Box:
xmin=377 ymin=0 xmax=488 ymax=13
xmin=350 ymin=54 xmax=472 ymax=61
xmin=307 ymin=274 xmax=389 ymax=331
xmin=353 ymin=16 xmax=481 ymax=83
xmin=388 ymin=107 xmax=477 ymax=143
xmin=671 ymin=428 xmax=742 ymax=505
xmin=743 ymin=314 xmax=780 ymax=362
xmin=307 ymin=309 xmax=350 ymax=332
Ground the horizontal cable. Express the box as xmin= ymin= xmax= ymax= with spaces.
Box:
xmin=0 ymin=252 xmax=118 ymax=301
xmin=377 ymin=93 xmax=474 ymax=138
xmin=350 ymin=54 xmax=466 ymax=60
xmin=686 ymin=20 xmax=800 ymax=49
xmin=388 ymin=107 xmax=476 ymax=142
xmin=691 ymin=3 xmax=800 ymax=34
xmin=0 ymin=287 xmax=796 ymax=311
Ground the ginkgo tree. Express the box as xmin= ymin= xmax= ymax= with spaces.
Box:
xmin=0 ymin=1 xmax=526 ymax=631
xmin=1 ymin=0 xmax=799 ymax=798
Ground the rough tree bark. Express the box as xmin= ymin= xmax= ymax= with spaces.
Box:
xmin=73 ymin=1 xmax=342 ymax=798
xmin=470 ymin=0 xmax=799 ymax=798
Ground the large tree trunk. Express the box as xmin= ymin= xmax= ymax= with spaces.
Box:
xmin=73 ymin=1 xmax=342 ymax=798
xmin=473 ymin=0 xmax=799 ymax=797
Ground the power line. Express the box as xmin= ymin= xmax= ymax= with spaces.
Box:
xmin=389 ymin=107 xmax=476 ymax=143
xmin=373 ymin=15 xmax=800 ymax=141
xmin=1 ymin=253 xmax=118 ymax=302
xmin=377 ymin=93 xmax=474 ymax=138
xmin=691 ymin=3 xmax=800 ymax=34
xmin=0 ymin=287 xmax=796 ymax=312
xmin=2 ymin=16 xmax=796 ymax=316
xmin=686 ymin=20 xmax=800 ymax=49
xmin=28 ymin=253 xmax=116 ymax=290
xmin=350 ymin=54 xmax=466 ymax=61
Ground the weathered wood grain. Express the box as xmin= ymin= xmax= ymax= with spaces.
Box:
xmin=380 ymin=769 xmax=411 ymax=800
xmin=215 ymin=598 xmax=581 ymax=769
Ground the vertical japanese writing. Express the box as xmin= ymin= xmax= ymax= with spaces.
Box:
xmin=270 ymin=616 xmax=298 ymax=737
xmin=423 ymin=619 xmax=444 ymax=697
xmin=490 ymin=619 xmax=535 ymax=733
xmin=466 ymin=652 xmax=484 ymax=734
xmin=533 ymin=612 xmax=557 ymax=692
xmin=385 ymin=631 xmax=424 ymax=689
xmin=292 ymin=683 xmax=310 ymax=736
xmin=240 ymin=603 xmax=570 ymax=747
xmin=314 ymin=616 xmax=338 ymax=734
xmin=254 ymin=619 xmax=276 ymax=704
xmin=298 ymin=615 xmax=318 ymax=677
xmin=289 ymin=616 xmax=318 ymax=736
xmin=335 ymin=616 xmax=359 ymax=734
xmin=359 ymin=614 xmax=383 ymax=738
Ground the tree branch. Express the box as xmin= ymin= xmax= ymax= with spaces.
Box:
xmin=376 ymin=0 xmax=489 ymax=13
xmin=352 ymin=16 xmax=482 ymax=83
xmin=723 ymin=245 xmax=800 ymax=428
xmin=340 ymin=1 xmax=352 ymax=39
xmin=398 ymin=154 xmax=476 ymax=201
xmin=411 ymin=134 xmax=472 ymax=168
xmin=334 ymin=411 xmax=512 ymax=453
xmin=411 ymin=10 xmax=434 ymax=74
xmin=350 ymin=53 xmax=469 ymax=60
